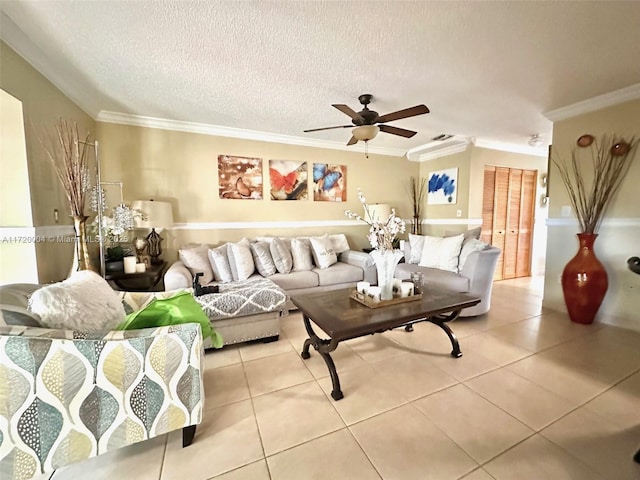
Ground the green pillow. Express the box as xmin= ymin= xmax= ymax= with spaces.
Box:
xmin=116 ymin=291 xmax=223 ymax=348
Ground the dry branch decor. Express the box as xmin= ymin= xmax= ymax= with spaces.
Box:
xmin=406 ymin=176 xmax=427 ymax=235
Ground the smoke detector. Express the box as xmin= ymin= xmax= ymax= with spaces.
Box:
xmin=528 ymin=134 xmax=543 ymax=147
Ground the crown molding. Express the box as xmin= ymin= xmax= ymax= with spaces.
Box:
xmin=406 ymin=138 xmax=471 ymax=162
xmin=544 ymin=83 xmax=640 ymax=122
xmin=473 ymin=138 xmax=549 ymax=157
xmin=96 ymin=111 xmax=407 ymax=157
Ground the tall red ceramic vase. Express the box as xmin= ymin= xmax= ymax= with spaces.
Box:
xmin=561 ymin=233 xmax=608 ymax=324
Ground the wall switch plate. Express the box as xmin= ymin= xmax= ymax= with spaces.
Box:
xmin=456 ymin=209 xmax=462 ymax=217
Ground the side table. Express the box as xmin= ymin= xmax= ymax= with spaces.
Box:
xmin=105 ymin=261 xmax=167 ymax=292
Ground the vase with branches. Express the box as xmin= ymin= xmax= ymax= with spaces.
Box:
xmin=406 ymin=176 xmax=427 ymax=235
xmin=552 ymin=133 xmax=638 ymax=324
xmin=42 ymin=119 xmax=97 ymax=272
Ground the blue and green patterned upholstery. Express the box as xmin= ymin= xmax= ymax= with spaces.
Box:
xmin=0 ymin=323 xmax=204 ymax=480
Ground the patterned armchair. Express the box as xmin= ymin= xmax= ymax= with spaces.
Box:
xmin=0 ymin=321 xmax=204 ymax=480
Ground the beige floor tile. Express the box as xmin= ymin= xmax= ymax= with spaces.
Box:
xmin=583 ymin=371 xmax=640 ymax=427
xmin=487 ymin=322 xmax=569 ymax=352
xmin=463 ymin=331 xmax=534 ymax=365
xmin=267 ymin=428 xmax=381 ymax=480
xmin=238 ymin=336 xmax=294 ymax=362
xmin=203 ymin=346 xmax=242 ymax=369
xmin=541 ymin=408 xmax=640 ymax=480
xmin=162 ymin=400 xmax=263 ymax=480
xmin=210 ymin=460 xmax=270 ymax=480
xmin=414 ymin=384 xmax=534 ymax=463
xmin=243 ymin=350 xmax=314 ymax=396
xmin=465 ymin=369 xmax=577 ymax=430
xmin=317 ymin=364 xmax=408 ymax=425
xmin=429 ymin=348 xmax=500 ymax=382
xmin=252 ymin=381 xmax=345 ymax=455
xmin=371 ymin=352 xmax=458 ymax=401
xmin=203 ymin=363 xmax=251 ymax=409
xmin=460 ymin=468 xmax=496 ymax=480
xmin=349 ymin=404 xmax=478 ymax=480
xmin=483 ymin=434 xmax=603 ymax=480
xmin=517 ymin=310 xmax=597 ymax=341
xmin=385 ymin=321 xmax=464 ymax=355
xmin=346 ymin=334 xmax=409 ymax=363
xmin=300 ymin=342 xmax=368 ymax=379
xmin=447 ymin=316 xmax=492 ymax=338
xmin=52 ymin=435 xmax=166 ymax=480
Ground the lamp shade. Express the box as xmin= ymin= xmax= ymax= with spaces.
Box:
xmin=131 ymin=200 xmax=174 ymax=229
xmin=364 ymin=203 xmax=391 ymax=224
xmin=352 ymin=125 xmax=380 ymax=142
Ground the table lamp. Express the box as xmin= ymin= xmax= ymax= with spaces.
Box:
xmin=364 ymin=203 xmax=392 ymax=224
xmin=131 ymin=200 xmax=173 ymax=264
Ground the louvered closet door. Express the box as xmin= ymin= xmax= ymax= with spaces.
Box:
xmin=481 ymin=166 xmax=536 ymax=280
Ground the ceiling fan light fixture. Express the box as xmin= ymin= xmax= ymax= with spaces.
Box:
xmin=352 ymin=125 xmax=379 ymax=142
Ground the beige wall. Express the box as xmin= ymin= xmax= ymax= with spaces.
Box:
xmin=544 ymin=99 xmax=640 ymax=331
xmin=95 ymin=122 xmax=420 ymax=261
xmin=0 ymin=41 xmax=96 ymax=283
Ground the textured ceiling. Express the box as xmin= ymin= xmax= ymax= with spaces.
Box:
xmin=2 ymin=1 xmax=640 ymax=156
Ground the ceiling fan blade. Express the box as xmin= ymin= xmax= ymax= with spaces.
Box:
xmin=346 ymin=136 xmax=358 ymax=146
xmin=303 ymin=125 xmax=353 ymax=133
xmin=332 ymin=104 xmax=364 ymax=122
xmin=379 ymin=124 xmax=417 ymax=138
xmin=376 ymin=104 xmax=429 ymax=123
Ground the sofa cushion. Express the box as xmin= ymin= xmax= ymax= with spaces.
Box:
xmin=291 ymin=238 xmax=314 ymax=271
xmin=314 ymin=262 xmax=363 ymax=286
xmin=270 ymin=270 xmax=319 ymax=290
xmin=395 ymin=263 xmax=470 ymax=292
xmin=310 ymin=234 xmax=338 ymax=269
xmin=227 ymin=238 xmax=255 ymax=281
xmin=459 ymin=238 xmax=489 ymax=272
xmin=250 ymin=241 xmax=277 ymax=277
xmin=445 ymin=226 xmax=482 ymax=241
xmin=0 ymin=283 xmax=42 ymax=327
xmin=270 ymin=238 xmax=293 ymax=274
xmin=208 ymin=244 xmax=234 ymax=282
xmin=179 ymin=244 xmax=214 ymax=284
xmin=28 ymin=270 xmax=126 ymax=332
xmin=419 ymin=234 xmax=464 ymax=273
xmin=407 ymin=234 xmax=425 ymax=264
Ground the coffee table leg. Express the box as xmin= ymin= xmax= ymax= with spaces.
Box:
xmin=428 ymin=311 xmax=462 ymax=358
xmin=301 ymin=315 xmax=344 ymax=400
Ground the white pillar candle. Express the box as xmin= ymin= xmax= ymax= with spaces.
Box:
xmin=367 ymin=286 xmax=382 ymax=303
xmin=392 ymin=278 xmax=402 ymax=295
xmin=135 ymin=263 xmax=146 ymax=273
xmin=400 ymin=282 xmax=414 ymax=297
xmin=124 ymin=256 xmax=137 ymax=274
xmin=357 ymin=281 xmax=370 ymax=294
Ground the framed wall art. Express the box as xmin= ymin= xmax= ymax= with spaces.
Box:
xmin=428 ymin=167 xmax=457 ymax=204
xmin=312 ymin=163 xmax=347 ymax=202
xmin=269 ymin=160 xmax=308 ymax=200
xmin=218 ymin=155 xmax=263 ymax=199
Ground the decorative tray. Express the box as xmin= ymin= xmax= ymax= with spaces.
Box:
xmin=349 ymin=289 xmax=422 ymax=309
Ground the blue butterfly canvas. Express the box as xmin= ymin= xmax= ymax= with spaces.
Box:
xmin=428 ymin=167 xmax=458 ymax=204
xmin=313 ymin=163 xmax=347 ymax=202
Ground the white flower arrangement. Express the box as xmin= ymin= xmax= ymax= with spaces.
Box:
xmin=345 ymin=189 xmax=406 ymax=251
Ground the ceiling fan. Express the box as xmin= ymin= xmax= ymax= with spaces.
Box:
xmin=304 ymin=94 xmax=430 ymax=146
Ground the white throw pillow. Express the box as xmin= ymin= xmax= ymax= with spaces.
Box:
xmin=310 ymin=234 xmax=338 ymax=269
xmin=270 ymin=237 xmax=293 ymax=273
xmin=419 ymin=234 xmax=464 ymax=273
xmin=179 ymin=244 xmax=214 ymax=284
xmin=407 ymin=234 xmax=426 ymax=264
xmin=250 ymin=241 xmax=277 ymax=277
xmin=227 ymin=238 xmax=255 ymax=281
xmin=458 ymin=238 xmax=488 ymax=272
xmin=329 ymin=234 xmax=350 ymax=254
xmin=29 ymin=270 xmax=125 ymax=332
xmin=208 ymin=244 xmax=234 ymax=283
xmin=291 ymin=238 xmax=314 ymax=271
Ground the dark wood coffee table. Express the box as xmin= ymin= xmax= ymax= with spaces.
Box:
xmin=290 ymin=287 xmax=480 ymax=400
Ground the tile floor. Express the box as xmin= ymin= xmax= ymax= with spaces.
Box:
xmin=45 ymin=277 xmax=640 ymax=480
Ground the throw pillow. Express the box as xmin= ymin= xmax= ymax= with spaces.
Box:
xmin=329 ymin=234 xmax=351 ymax=254
xmin=250 ymin=241 xmax=277 ymax=277
xmin=270 ymin=237 xmax=293 ymax=273
xmin=407 ymin=234 xmax=426 ymax=264
xmin=179 ymin=244 xmax=214 ymax=284
xmin=458 ymin=238 xmax=489 ymax=272
xmin=291 ymin=238 xmax=314 ymax=271
xmin=208 ymin=244 xmax=234 ymax=283
xmin=310 ymin=234 xmax=338 ymax=269
xmin=419 ymin=234 xmax=465 ymax=273
xmin=28 ymin=270 xmax=126 ymax=332
xmin=227 ymin=238 xmax=255 ymax=281
xmin=0 ymin=284 xmax=42 ymax=327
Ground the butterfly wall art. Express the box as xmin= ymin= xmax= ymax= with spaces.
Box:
xmin=218 ymin=155 xmax=263 ymax=199
xmin=313 ymin=163 xmax=347 ymax=202
xmin=269 ymin=160 xmax=308 ymax=200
